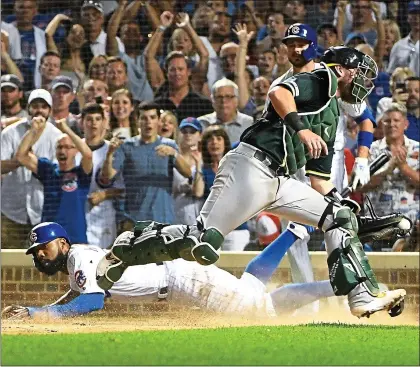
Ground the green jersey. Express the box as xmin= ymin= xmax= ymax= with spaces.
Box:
xmin=240 ymin=65 xmax=340 ymax=177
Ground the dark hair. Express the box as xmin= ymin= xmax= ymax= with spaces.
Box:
xmin=81 ymin=103 xmax=104 ymax=120
xmin=201 ymin=125 xmax=231 ymax=165
xmin=164 ymin=51 xmax=192 ymax=71
xmin=405 ymin=76 xmax=420 ymax=82
xmin=40 ymin=51 xmax=61 ymax=64
xmin=137 ymin=101 xmax=161 ymax=118
xmin=110 ymin=89 xmax=138 ymax=137
xmin=59 ymin=21 xmax=93 ymax=71
xmin=107 ymin=56 xmax=128 ymax=73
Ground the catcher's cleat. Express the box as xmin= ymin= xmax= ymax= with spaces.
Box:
xmin=349 ymin=289 xmax=406 ymax=318
xmin=388 ymin=299 xmax=405 ymax=317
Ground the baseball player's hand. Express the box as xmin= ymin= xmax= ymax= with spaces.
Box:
xmin=297 ymin=129 xmax=328 ymax=159
xmin=351 ymin=157 xmax=370 ymax=190
xmin=31 ymin=116 xmax=47 ymax=133
xmin=155 ymin=144 xmax=177 ymax=157
xmin=2 ymin=305 xmax=30 ymax=320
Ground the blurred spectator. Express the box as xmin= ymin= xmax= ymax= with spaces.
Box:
xmin=88 ymin=55 xmax=109 ymax=83
xmin=39 ymin=51 xmax=61 ymax=91
xmin=244 ymin=211 xmax=282 ymax=251
xmin=80 ymin=103 xmax=124 ymax=249
xmin=13 ymin=0 xmax=47 ymax=91
xmin=317 ymin=23 xmax=343 ymax=54
xmin=272 ymin=43 xmax=292 ymax=80
xmin=405 ymin=76 xmax=420 ymax=141
xmin=336 ymin=0 xmax=380 ymax=48
xmin=1 ymin=75 xmax=28 ymax=127
xmin=376 ymin=67 xmax=415 ymax=122
xmin=79 ymin=78 xmax=109 ymax=108
xmin=173 ymin=117 xmax=205 ymax=225
xmin=45 ymin=14 xmax=93 ymax=90
xmin=143 ymin=11 xmax=209 ymax=97
xmin=219 ymin=42 xmax=239 ymax=80
xmin=1 ymin=20 xmax=22 ymax=61
xmin=80 ymin=0 xmax=125 ymax=56
xmin=106 ymin=1 xmax=153 ymax=102
xmin=191 ymin=4 xmax=214 ymax=36
xmin=409 ymin=41 xmax=419 ymax=77
xmin=50 ymin=76 xmax=82 ymax=137
xmin=198 ymin=78 xmax=253 ymax=144
xmin=306 ymin=0 xmax=334 ymax=31
xmin=158 ymin=110 xmax=179 ymax=141
xmin=257 ymin=49 xmax=277 ymax=81
xmin=251 ymin=77 xmax=271 ymax=121
xmin=106 ymin=56 xmax=129 ymax=97
xmin=284 ymin=0 xmax=307 ymax=24
xmin=201 ymin=11 xmax=233 ymax=87
xmin=109 ymin=88 xmax=137 ymax=140
xmin=360 ymin=103 xmax=419 ymax=223
xmin=99 ymin=101 xmax=192 ymax=224
xmin=387 ymin=0 xmax=419 ymax=74
xmin=257 ymin=11 xmax=291 ymax=53
xmin=200 ymin=125 xmax=250 ymax=250
xmin=1 ymin=29 xmax=24 ymax=80
xmin=154 ymin=51 xmax=213 ymax=121
xmin=16 ymin=112 xmax=93 ymax=244
xmin=1 ymin=89 xmax=61 ymax=248
xmin=345 ymin=115 xmax=359 ymax=152
xmin=382 ymin=19 xmax=401 ymax=70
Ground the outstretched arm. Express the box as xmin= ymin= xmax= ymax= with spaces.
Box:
xmin=45 ymin=14 xmax=71 ymax=53
xmin=106 ymin=0 xmax=128 ymax=56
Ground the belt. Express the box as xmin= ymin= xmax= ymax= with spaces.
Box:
xmin=253 ymin=150 xmax=285 ymax=176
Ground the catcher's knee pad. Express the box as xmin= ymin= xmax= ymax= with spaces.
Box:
xmin=191 ymin=227 xmax=224 ymax=266
xmin=327 ymin=236 xmax=380 ymax=297
xmin=326 ymin=206 xmax=359 ymax=237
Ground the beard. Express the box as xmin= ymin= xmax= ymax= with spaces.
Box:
xmin=289 ymin=54 xmax=307 ymax=68
xmin=33 ymin=251 xmax=67 ymax=276
xmin=407 ymin=98 xmax=419 ymax=111
xmin=29 ymin=110 xmax=50 ymax=120
xmin=338 ymin=81 xmax=358 ymax=104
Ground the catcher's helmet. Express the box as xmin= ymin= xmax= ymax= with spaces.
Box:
xmin=282 ymin=23 xmax=318 ymax=62
xmin=321 ymin=46 xmax=378 ymax=105
xmin=26 ymin=222 xmax=71 ymax=255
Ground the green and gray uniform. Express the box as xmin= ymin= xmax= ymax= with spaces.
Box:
xmin=99 ymin=65 xmax=382 ymax=306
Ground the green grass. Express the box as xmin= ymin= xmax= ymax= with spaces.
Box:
xmin=2 ymin=323 xmax=419 ymax=366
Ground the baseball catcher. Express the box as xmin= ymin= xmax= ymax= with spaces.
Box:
xmin=96 ymin=43 xmax=407 ymax=318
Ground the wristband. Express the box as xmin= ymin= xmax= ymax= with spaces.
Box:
xmin=354 ymin=107 xmax=376 ymax=127
xmin=357 ymin=131 xmax=374 ymax=149
xmin=283 ymin=112 xmax=308 ymax=132
xmin=158 ymin=25 xmax=167 ymax=32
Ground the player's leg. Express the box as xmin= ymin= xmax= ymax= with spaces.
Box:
xmin=268 ymin=177 xmax=406 ymax=318
xmin=270 ymin=280 xmax=335 ymax=314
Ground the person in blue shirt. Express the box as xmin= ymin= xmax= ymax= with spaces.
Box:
xmin=16 ymin=97 xmax=94 ymax=244
xmin=99 ymin=101 xmax=192 ymax=224
xmin=406 ymin=76 xmax=420 ymax=142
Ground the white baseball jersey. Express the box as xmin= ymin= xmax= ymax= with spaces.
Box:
xmin=66 ymin=244 xmax=276 ymax=316
xmin=76 ymin=141 xmax=124 ymax=248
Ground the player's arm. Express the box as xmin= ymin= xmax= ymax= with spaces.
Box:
xmin=268 ymin=82 xmax=328 ymax=160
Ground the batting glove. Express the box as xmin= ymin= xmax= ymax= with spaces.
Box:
xmin=351 ymin=157 xmax=370 ymax=190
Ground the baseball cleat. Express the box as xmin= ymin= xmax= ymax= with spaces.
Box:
xmin=349 ymin=289 xmax=406 ymax=318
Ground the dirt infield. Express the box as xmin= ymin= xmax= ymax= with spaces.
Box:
xmin=2 ymin=305 xmax=419 ymax=335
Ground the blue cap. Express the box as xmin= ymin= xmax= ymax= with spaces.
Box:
xmin=409 ymin=0 xmax=420 ymax=13
xmin=26 ymin=222 xmax=71 ymax=255
xmin=179 ymin=117 xmax=202 ymax=133
xmin=345 ymin=32 xmax=368 ymax=45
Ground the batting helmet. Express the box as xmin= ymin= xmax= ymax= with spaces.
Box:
xmin=282 ymin=23 xmax=318 ymax=62
xmin=26 ymin=222 xmax=71 ymax=255
xmin=321 ymin=46 xmax=378 ymax=104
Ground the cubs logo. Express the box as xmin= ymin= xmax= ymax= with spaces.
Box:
xmin=61 ymin=172 xmax=78 ymax=192
xmin=291 ymin=25 xmax=300 ymax=34
xmin=75 ymin=270 xmax=87 ymax=289
xmin=29 ymin=231 xmax=37 ymax=243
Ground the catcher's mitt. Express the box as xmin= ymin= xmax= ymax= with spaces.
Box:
xmin=2 ymin=305 xmax=30 ymax=320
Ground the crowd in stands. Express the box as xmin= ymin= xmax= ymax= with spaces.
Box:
xmin=1 ymin=0 xmax=419 ymax=252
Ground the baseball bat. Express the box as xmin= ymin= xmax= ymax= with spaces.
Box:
xmin=341 ymin=151 xmax=391 ymax=198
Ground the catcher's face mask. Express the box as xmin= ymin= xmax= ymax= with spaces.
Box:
xmin=349 ymin=54 xmax=378 ymax=104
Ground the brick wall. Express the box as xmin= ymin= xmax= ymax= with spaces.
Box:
xmin=1 ymin=265 xmax=419 ymax=314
